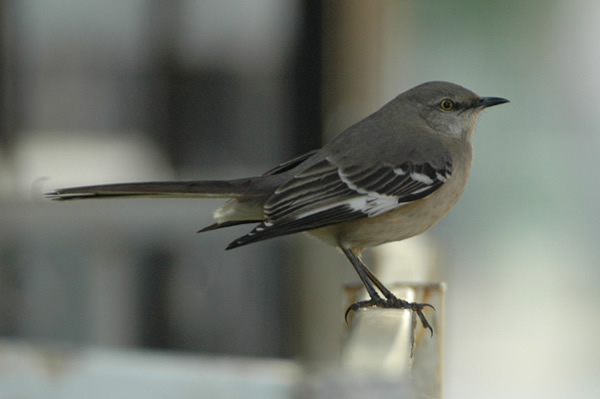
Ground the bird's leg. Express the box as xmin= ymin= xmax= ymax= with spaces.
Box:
xmin=341 ymin=247 xmax=434 ymax=335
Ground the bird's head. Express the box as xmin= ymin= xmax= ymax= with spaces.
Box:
xmin=403 ymin=81 xmax=508 ymax=140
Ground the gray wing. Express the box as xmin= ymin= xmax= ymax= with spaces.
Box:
xmin=261 ymin=149 xmax=319 ymax=176
xmin=227 ymin=156 xmax=452 ymax=249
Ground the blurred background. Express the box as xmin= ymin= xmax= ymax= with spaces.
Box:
xmin=1 ymin=0 xmax=599 ymax=398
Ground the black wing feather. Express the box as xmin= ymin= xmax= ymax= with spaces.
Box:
xmin=227 ymin=157 xmax=453 ymax=249
xmin=227 ymin=204 xmax=364 ymax=249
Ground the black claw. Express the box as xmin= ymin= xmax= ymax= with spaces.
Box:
xmin=422 ymin=303 xmax=436 ymax=311
xmin=406 ymin=301 xmax=435 ymax=336
xmin=344 ymin=304 xmax=354 ymax=323
xmin=344 ymin=299 xmax=378 ymax=323
xmin=415 ymin=307 xmax=434 ymax=337
xmin=344 ymin=296 xmax=435 ymax=336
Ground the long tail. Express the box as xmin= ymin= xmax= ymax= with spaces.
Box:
xmin=47 ymin=179 xmax=252 ymax=201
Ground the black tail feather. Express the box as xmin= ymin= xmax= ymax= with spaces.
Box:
xmin=47 ymin=179 xmax=252 ymax=201
xmin=197 ymin=220 xmax=261 ymax=233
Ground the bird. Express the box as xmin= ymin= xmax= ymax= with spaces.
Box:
xmin=47 ymin=81 xmax=508 ymax=335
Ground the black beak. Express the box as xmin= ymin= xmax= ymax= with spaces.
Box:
xmin=479 ymin=97 xmax=509 ymax=108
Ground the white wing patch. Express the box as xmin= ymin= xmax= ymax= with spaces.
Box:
xmin=410 ymin=172 xmax=434 ymax=185
xmin=335 ymin=162 xmax=452 ymax=218
xmin=393 ymin=167 xmax=406 ymax=175
xmin=337 ymin=168 xmax=405 ymax=217
xmin=436 ymin=172 xmax=449 ymax=182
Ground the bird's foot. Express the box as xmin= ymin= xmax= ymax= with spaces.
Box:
xmin=345 ymin=295 xmax=435 ymax=336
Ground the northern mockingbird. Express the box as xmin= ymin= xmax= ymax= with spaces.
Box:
xmin=48 ymin=81 xmax=508 ymax=334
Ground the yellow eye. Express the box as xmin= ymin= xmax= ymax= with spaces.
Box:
xmin=440 ymin=99 xmax=454 ymax=111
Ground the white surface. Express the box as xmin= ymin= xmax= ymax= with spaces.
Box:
xmin=0 ymin=340 xmax=301 ymax=399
